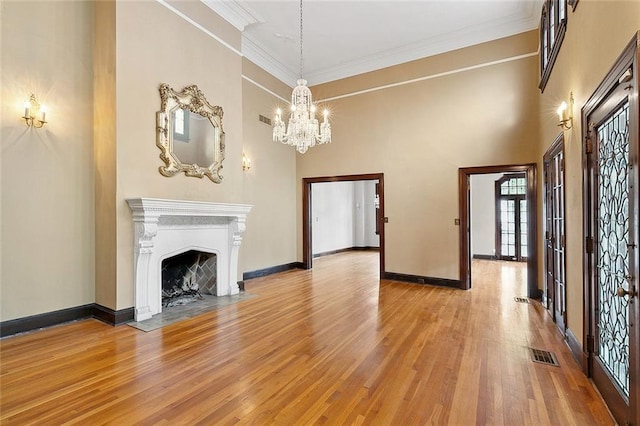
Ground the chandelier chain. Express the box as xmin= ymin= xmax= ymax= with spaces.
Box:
xmin=299 ymin=0 xmax=304 ymax=79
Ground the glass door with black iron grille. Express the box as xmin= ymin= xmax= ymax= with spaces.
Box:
xmin=584 ymin=47 xmax=638 ymax=425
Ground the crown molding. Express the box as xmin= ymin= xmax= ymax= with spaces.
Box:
xmin=214 ymin=1 xmax=544 ymax=87
xmin=201 ymin=0 xmax=264 ymax=31
xmin=242 ymin=34 xmax=298 ymax=87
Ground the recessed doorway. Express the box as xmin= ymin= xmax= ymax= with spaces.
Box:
xmin=302 ymin=173 xmax=385 ymax=276
xmin=459 ymin=164 xmax=538 ymax=298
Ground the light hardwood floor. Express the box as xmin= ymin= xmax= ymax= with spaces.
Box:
xmin=0 ymin=253 xmax=613 ymax=424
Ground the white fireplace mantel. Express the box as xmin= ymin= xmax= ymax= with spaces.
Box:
xmin=127 ymin=198 xmax=253 ymax=321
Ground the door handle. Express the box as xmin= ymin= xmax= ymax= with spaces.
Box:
xmin=617 ymin=286 xmax=636 ymax=298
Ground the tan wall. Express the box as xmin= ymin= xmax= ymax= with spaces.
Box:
xmin=1 ymin=1 xmax=95 ymax=321
xmin=94 ymin=0 xmax=117 ymax=311
xmin=240 ymin=68 xmax=297 ymax=272
xmin=297 ymin=31 xmax=541 ymax=280
xmin=537 ymin=1 xmax=640 ymax=345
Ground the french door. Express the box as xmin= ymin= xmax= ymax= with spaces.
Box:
xmin=496 ymin=174 xmax=528 ymax=261
xmin=544 ymin=135 xmax=566 ymax=332
xmin=584 ymin=35 xmax=638 ymax=425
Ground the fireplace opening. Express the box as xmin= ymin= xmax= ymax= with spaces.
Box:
xmin=161 ymin=250 xmax=217 ymax=307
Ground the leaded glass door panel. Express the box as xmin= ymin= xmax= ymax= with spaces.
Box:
xmin=585 ymin=51 xmax=638 ymax=425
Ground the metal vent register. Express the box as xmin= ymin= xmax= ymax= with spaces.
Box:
xmin=259 ymin=114 xmax=272 ymax=125
xmin=530 ymin=348 xmax=560 ymax=367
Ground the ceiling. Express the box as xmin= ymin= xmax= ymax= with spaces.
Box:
xmin=203 ymin=0 xmax=543 ymax=87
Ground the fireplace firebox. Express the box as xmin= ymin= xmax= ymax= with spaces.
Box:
xmin=161 ymin=250 xmax=217 ymax=307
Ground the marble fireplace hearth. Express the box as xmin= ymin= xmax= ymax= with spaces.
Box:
xmin=127 ymin=198 xmax=252 ymax=322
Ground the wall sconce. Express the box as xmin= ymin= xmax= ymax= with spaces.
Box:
xmin=242 ymin=152 xmax=251 ymax=171
xmin=557 ymin=92 xmax=573 ymax=130
xmin=22 ymin=94 xmax=48 ymax=128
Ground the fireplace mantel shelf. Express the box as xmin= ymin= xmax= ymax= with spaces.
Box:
xmin=127 ymin=198 xmax=252 ymax=219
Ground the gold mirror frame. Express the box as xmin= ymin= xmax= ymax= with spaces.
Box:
xmin=156 ymin=83 xmax=225 ymax=183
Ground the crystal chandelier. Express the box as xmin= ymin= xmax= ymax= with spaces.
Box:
xmin=273 ymin=0 xmax=331 ymax=154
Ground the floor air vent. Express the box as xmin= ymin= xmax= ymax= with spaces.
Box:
xmin=514 ymin=297 xmax=529 ymax=304
xmin=530 ymin=348 xmax=560 ymax=367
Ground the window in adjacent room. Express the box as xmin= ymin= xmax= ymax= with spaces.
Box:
xmin=173 ymin=109 xmax=190 ymax=142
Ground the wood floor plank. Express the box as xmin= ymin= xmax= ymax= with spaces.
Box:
xmin=0 ymin=253 xmax=613 ymax=424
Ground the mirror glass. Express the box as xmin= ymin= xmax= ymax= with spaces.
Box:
xmin=156 ymin=84 xmax=225 ymax=183
xmin=170 ymin=108 xmax=219 ymax=167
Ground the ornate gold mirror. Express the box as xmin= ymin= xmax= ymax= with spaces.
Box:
xmin=156 ymin=83 xmax=225 ymax=183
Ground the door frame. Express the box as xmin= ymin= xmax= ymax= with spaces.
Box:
xmin=302 ymin=173 xmax=385 ymax=276
xmin=581 ymin=33 xmax=639 ymax=425
xmin=494 ymin=173 xmax=527 ymax=262
xmin=458 ymin=164 xmax=538 ymax=297
xmin=543 ymin=133 xmax=567 ymax=333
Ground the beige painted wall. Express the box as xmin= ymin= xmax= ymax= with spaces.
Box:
xmin=240 ymin=71 xmax=297 ymax=272
xmin=297 ymin=31 xmax=541 ymax=280
xmin=1 ymin=1 xmax=95 ymax=321
xmin=537 ymin=1 xmax=640 ymax=345
xmin=94 ymin=0 xmax=117 ymax=311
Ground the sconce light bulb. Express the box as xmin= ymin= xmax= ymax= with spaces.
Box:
xmin=21 ymin=94 xmax=47 ymax=128
xmin=242 ymin=152 xmax=251 ymax=171
xmin=557 ymin=102 xmax=567 ymax=120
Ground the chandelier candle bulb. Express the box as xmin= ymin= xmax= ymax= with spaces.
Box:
xmin=23 ymin=101 xmax=30 ymax=118
xmin=40 ymin=106 xmax=46 ymax=122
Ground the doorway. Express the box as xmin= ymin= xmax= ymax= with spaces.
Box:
xmin=543 ymin=134 xmax=567 ymax=333
xmin=302 ymin=173 xmax=385 ymax=276
xmin=495 ymin=173 xmax=528 ymax=262
xmin=582 ymin=35 xmax=638 ymax=425
xmin=459 ymin=164 xmax=538 ymax=298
